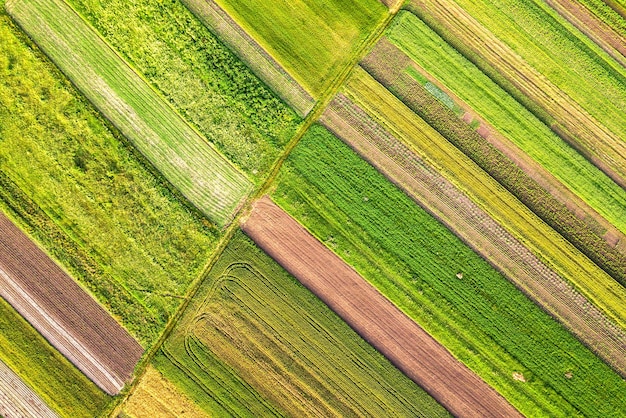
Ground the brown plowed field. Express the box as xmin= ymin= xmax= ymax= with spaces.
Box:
xmin=319 ymin=94 xmax=626 ymax=377
xmin=0 ymin=213 xmax=143 ymax=394
xmin=241 ymin=196 xmax=522 ymax=418
xmin=0 ymin=359 xmax=58 ymax=418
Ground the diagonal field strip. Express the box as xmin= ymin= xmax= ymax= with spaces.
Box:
xmin=5 ymin=0 xmax=253 ymax=227
xmin=241 ymin=196 xmax=523 ymax=418
xmin=0 ymin=359 xmax=58 ymax=418
xmin=320 ymin=93 xmax=626 ymax=377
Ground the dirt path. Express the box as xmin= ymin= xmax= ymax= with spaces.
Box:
xmin=242 ymin=196 xmax=522 ymax=418
xmin=0 ymin=214 xmax=143 ymax=394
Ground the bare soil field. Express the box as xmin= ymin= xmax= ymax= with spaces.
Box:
xmin=320 ymin=94 xmax=626 ymax=377
xmin=241 ymin=196 xmax=521 ymax=418
xmin=407 ymin=1 xmax=626 ymax=189
xmin=0 ymin=359 xmax=58 ymax=418
xmin=0 ymin=213 xmax=143 ymax=394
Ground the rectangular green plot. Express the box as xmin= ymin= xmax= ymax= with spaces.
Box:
xmin=6 ymin=0 xmax=252 ymax=227
xmin=214 ymin=0 xmax=386 ymax=97
xmin=272 ymin=124 xmax=626 ymax=417
xmin=158 ymin=231 xmax=449 ymax=417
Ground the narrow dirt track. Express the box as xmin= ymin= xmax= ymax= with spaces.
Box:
xmin=241 ymin=196 xmax=522 ymax=418
xmin=0 ymin=213 xmax=143 ymax=394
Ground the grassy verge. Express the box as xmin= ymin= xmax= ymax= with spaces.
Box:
xmin=272 ymin=124 xmax=626 ymax=417
xmin=157 ymin=231 xmax=449 ymax=417
xmin=0 ymin=297 xmax=109 ymax=417
xmin=7 ymin=0 xmax=253 ymax=226
xmin=0 ymin=10 xmax=217 ymax=344
xmin=67 ymin=0 xmax=301 ymax=181
xmin=213 ymin=0 xmax=386 ymax=97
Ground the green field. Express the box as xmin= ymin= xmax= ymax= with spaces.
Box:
xmin=387 ymin=11 xmax=626 ymax=236
xmin=157 ymin=231 xmax=449 ymax=417
xmin=67 ymin=0 xmax=301 ymax=180
xmin=0 ymin=297 xmax=109 ymax=417
xmin=272 ymin=124 xmax=626 ymax=417
xmin=213 ymin=0 xmax=386 ymax=97
xmin=7 ymin=0 xmax=253 ymax=227
xmin=0 ymin=10 xmax=217 ymax=344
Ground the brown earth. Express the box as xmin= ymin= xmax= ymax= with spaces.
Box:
xmin=241 ymin=196 xmax=522 ymax=418
xmin=543 ymin=0 xmax=626 ymax=67
xmin=408 ymin=0 xmax=626 ymax=190
xmin=319 ymin=94 xmax=626 ymax=377
xmin=0 ymin=359 xmax=58 ymax=418
xmin=0 ymin=213 xmax=143 ymax=395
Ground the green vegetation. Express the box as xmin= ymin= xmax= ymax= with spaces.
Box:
xmin=158 ymin=231 xmax=448 ymax=417
xmin=7 ymin=0 xmax=253 ymax=226
xmin=0 ymin=297 xmax=109 ymax=417
xmin=273 ymin=124 xmax=626 ymax=417
xmin=67 ymin=0 xmax=301 ymax=180
xmin=0 ymin=12 xmax=217 ymax=344
xmin=213 ymin=0 xmax=386 ymax=97
xmin=387 ymin=11 xmax=626 ymax=235
xmin=360 ymin=39 xmax=626 ymax=286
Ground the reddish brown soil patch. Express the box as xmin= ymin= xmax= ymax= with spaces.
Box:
xmin=0 ymin=213 xmax=143 ymax=394
xmin=242 ymin=196 xmax=522 ymax=418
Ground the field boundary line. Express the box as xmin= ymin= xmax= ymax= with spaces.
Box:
xmin=107 ymin=6 xmax=400 ymax=416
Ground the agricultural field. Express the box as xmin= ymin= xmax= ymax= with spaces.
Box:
xmin=0 ymin=297 xmax=109 ymax=417
xmin=66 ymin=0 xmax=302 ymax=180
xmin=407 ymin=0 xmax=626 ymax=189
xmin=209 ymin=0 xmax=387 ymax=97
xmin=272 ymin=125 xmax=626 ymax=417
xmin=384 ymin=11 xmax=626 ymax=238
xmin=2 ymin=0 xmax=626 ymax=415
xmin=0 ymin=4 xmax=218 ymax=346
xmin=154 ymin=231 xmax=449 ymax=417
xmin=242 ymin=197 xmax=520 ymax=418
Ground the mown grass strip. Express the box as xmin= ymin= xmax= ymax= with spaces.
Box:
xmin=0 ymin=10 xmax=217 ymax=344
xmin=273 ymin=124 xmax=626 ymax=417
xmin=158 ymin=231 xmax=449 ymax=417
xmin=213 ymin=0 xmax=387 ymax=97
xmin=6 ymin=0 xmax=252 ymax=227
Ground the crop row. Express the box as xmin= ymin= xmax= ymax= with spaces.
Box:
xmin=7 ymin=0 xmax=252 ymax=227
xmin=343 ymin=68 xmax=626 ymax=332
xmin=181 ymin=0 xmax=314 ymax=117
xmin=0 ymin=15 xmax=216 ymax=344
xmin=383 ymin=13 xmax=626 ymax=237
xmin=0 ymin=359 xmax=58 ymax=418
xmin=158 ymin=232 xmax=447 ymax=417
xmin=272 ymin=123 xmax=626 ymax=416
xmin=359 ymin=40 xmax=626 ymax=287
xmin=66 ymin=0 xmax=301 ymax=180
xmin=405 ymin=2 xmax=626 ymax=189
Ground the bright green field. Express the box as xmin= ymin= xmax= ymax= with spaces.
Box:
xmin=415 ymin=0 xmax=626 ymax=142
xmin=0 ymin=297 xmax=109 ymax=417
xmin=388 ymin=11 xmax=626 ymax=235
xmin=272 ymin=124 xmax=626 ymax=417
xmin=214 ymin=0 xmax=386 ymax=97
xmin=7 ymin=0 xmax=253 ymax=227
xmin=67 ymin=0 xmax=301 ymax=181
xmin=157 ymin=231 xmax=449 ymax=417
xmin=0 ymin=10 xmax=217 ymax=344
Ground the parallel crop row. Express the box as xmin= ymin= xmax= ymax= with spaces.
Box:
xmin=273 ymin=124 xmax=626 ymax=416
xmin=6 ymin=0 xmax=252 ymax=227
